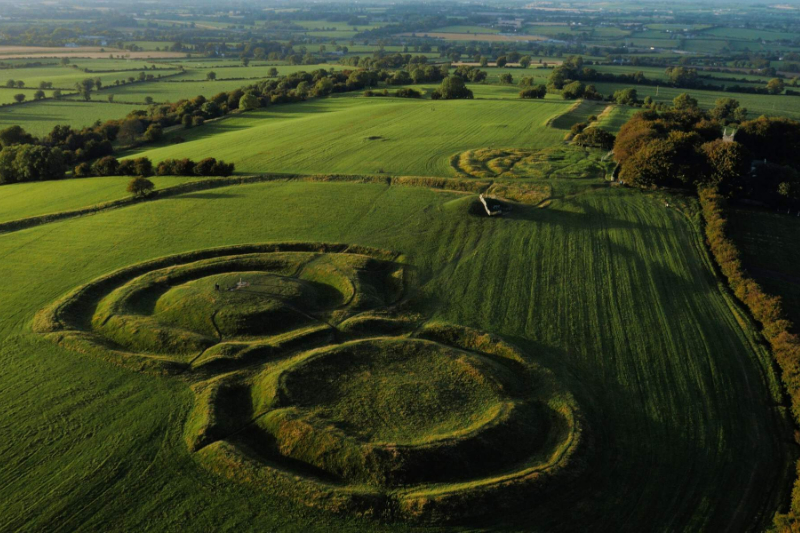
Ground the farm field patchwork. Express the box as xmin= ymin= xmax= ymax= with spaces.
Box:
xmin=2 ymin=2 xmax=800 ymax=530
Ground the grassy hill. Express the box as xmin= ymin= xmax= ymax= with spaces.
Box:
xmin=0 ymin=176 xmax=790 ymax=531
xmin=125 ymin=96 xmax=573 ymax=176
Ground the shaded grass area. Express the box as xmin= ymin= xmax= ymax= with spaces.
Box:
xmin=0 ymin=179 xmax=790 ymax=531
xmin=727 ymin=207 xmax=800 ymax=328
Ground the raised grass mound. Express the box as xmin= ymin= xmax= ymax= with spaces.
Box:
xmin=188 ymin=326 xmax=584 ymax=523
xmin=34 ymin=243 xmax=584 ymax=524
xmin=451 ymin=145 xmax=610 ymax=181
xmin=34 ymin=243 xmax=407 ymax=373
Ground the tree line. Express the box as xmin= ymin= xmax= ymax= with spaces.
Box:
xmin=613 ymin=100 xmax=800 ymax=208
xmin=699 ymin=188 xmax=800 ymax=532
xmin=548 ymin=56 xmax=791 ymax=100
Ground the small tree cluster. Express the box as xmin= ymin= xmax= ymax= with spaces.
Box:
xmin=614 ymin=108 xmax=800 ymax=207
xmin=74 ymin=156 xmax=154 ymax=177
xmin=431 ymin=76 xmax=473 ymax=100
xmin=519 ymin=85 xmax=547 ymax=99
xmin=155 ymin=157 xmax=234 ymax=177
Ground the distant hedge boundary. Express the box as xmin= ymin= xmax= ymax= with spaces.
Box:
xmin=0 ymin=173 xmax=492 ymax=236
xmin=699 ymin=187 xmax=800 ymax=529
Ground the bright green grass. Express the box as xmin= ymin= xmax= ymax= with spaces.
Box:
xmin=590 ymin=81 xmax=800 ymax=120
xmin=0 ymin=89 xmax=63 ymax=104
xmin=69 ymin=58 xmax=178 ymax=71
xmin=171 ymin=64 xmax=339 ymax=81
xmin=549 ymin=99 xmax=608 ymax=130
xmin=0 ymin=67 xmax=180 ymax=91
xmin=126 ymin=96 xmax=572 ymax=176
xmin=0 ymin=179 xmax=788 ymax=531
xmin=591 ymin=104 xmax=637 ymax=134
xmin=482 ymin=66 xmax=550 ymax=85
xmin=123 ymin=41 xmax=175 ymax=52
xmin=0 ymin=100 xmax=147 ymax=137
xmin=83 ymin=79 xmax=266 ymax=104
xmin=0 ymin=176 xmax=201 ymax=224
xmin=728 ymin=207 xmax=800 ymax=326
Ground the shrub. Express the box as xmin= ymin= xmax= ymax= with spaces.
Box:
xmin=127 ymin=176 xmax=155 ymax=198
xmin=573 ymin=128 xmax=616 ymax=150
xmin=395 ymin=88 xmax=421 ymax=98
xmin=118 ymin=159 xmax=136 ymax=176
xmin=74 ymin=162 xmax=92 ymax=178
xmin=519 ymin=85 xmax=546 ymax=99
xmin=561 ymin=81 xmax=585 ymax=99
xmin=435 ymin=76 xmax=473 ymax=100
xmin=92 ymin=155 xmax=120 ymax=176
xmin=143 ymin=124 xmax=163 ymax=143
xmin=240 ymin=93 xmax=260 ymax=111
xmin=133 ymin=157 xmax=154 ymax=177
xmin=193 ymin=158 xmax=217 ymax=176
xmin=570 ymin=122 xmax=588 ymax=135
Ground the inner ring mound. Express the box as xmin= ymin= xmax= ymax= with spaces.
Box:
xmin=279 ymin=338 xmax=511 ymax=444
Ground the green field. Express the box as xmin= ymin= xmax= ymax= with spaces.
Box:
xmin=126 ymin=96 xmax=573 ymax=176
xmin=0 ymin=174 xmax=788 ymax=530
xmin=590 ymin=81 xmax=800 ymax=120
xmin=549 ymin=100 xmax=608 ymax=129
xmin=591 ymin=104 xmax=637 ymax=133
xmin=82 ymin=79 xmax=265 ymax=104
xmin=728 ymin=208 xmax=800 ymax=326
xmin=0 ymin=66 xmax=181 ymax=90
xmin=0 ymin=176 xmax=200 ymax=224
xmin=2 ymin=6 xmax=800 ymax=529
xmin=0 ymin=100 xmax=148 ymax=136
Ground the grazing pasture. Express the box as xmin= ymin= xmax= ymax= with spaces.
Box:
xmin=126 ymin=97 xmax=573 ymax=176
xmin=0 ymin=176 xmax=200 ymax=224
xmin=0 ymin=176 xmax=788 ymax=531
xmin=0 ymin=100 xmax=148 ymax=136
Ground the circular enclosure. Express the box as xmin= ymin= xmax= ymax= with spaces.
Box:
xmin=34 ymin=243 xmax=584 ymax=523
